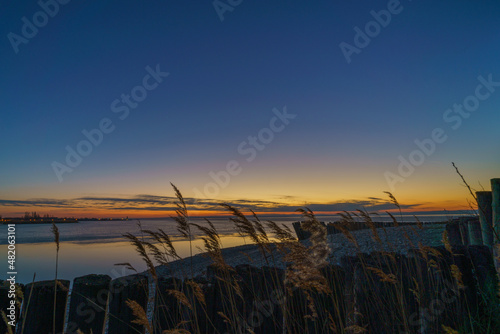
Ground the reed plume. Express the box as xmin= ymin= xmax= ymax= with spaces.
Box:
xmin=126 ymin=299 xmax=153 ymax=333
xmin=168 ymin=290 xmax=193 ymax=311
xmin=266 ymin=219 xmax=296 ymax=255
xmin=220 ymin=204 xmax=270 ymax=259
xmin=171 ymin=183 xmax=190 ymax=239
xmin=123 ymin=232 xmax=158 ymax=281
xmin=171 ymin=183 xmax=194 ymax=276
xmin=192 ymin=219 xmax=232 ymax=272
xmin=442 ymin=325 xmax=459 ymax=334
xmin=366 ymin=267 xmax=398 ymax=284
xmin=143 ymin=228 xmax=179 ymax=261
xmin=266 ymin=220 xmax=295 ymax=241
xmin=186 ymin=280 xmax=206 ymax=308
xmin=141 ymin=228 xmax=183 ymax=279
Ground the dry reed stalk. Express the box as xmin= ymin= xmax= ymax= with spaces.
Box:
xmin=162 ymin=329 xmax=191 ymax=334
xmin=142 ymin=228 xmax=180 ymax=263
xmin=171 ymin=183 xmax=194 ymax=276
xmin=344 ymin=324 xmax=368 ymax=333
xmin=366 ymin=266 xmax=398 ymax=284
xmin=51 ymin=222 xmax=60 ymax=334
xmin=168 ymin=290 xmax=193 ymax=311
xmin=442 ymin=324 xmax=459 ymax=334
xmin=126 ymin=299 xmax=153 ymax=333
xmin=123 ymin=232 xmax=158 ymax=281
xmin=337 ymin=211 xmax=360 ymax=249
xmin=1 ymin=311 xmax=13 ymax=334
xmin=186 ymin=280 xmax=206 ymax=308
xmin=192 ymin=219 xmax=233 ymax=273
xmin=220 ymin=204 xmax=271 ymax=261
xmin=281 ymin=208 xmax=332 ymax=321
xmin=452 ymin=162 xmax=500 ymax=243
xmin=386 ymin=211 xmax=399 ymax=227
xmin=450 ymin=264 xmax=465 ymax=289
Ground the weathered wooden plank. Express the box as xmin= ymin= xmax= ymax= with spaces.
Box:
xmin=107 ymin=274 xmax=149 ymax=334
xmin=66 ymin=274 xmax=111 ymax=334
xmin=19 ymin=279 xmax=70 ymax=334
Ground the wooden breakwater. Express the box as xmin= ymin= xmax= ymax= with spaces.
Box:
xmin=1 ymin=244 xmax=499 ymax=334
xmin=292 ymin=220 xmax=449 ymax=241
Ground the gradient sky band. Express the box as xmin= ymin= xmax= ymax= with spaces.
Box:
xmin=51 ymin=64 xmax=169 ymax=182
xmin=385 ymin=74 xmax=500 ymax=192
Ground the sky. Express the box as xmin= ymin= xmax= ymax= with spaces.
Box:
xmin=1 ymin=0 xmax=499 ymax=218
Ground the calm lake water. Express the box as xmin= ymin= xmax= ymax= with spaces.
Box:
xmin=0 ymin=214 xmax=459 ymax=283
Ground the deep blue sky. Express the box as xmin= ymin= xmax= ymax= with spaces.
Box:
xmin=1 ymin=0 xmax=499 ymax=216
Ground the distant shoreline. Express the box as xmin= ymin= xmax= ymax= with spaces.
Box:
xmin=1 ymin=219 xmax=79 ymax=225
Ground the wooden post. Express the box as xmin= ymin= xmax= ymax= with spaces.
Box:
xmin=466 ymin=246 xmax=497 ymax=295
xmin=350 ymin=252 xmax=415 ymax=333
xmin=477 ymin=191 xmax=493 ymax=247
xmin=107 ymin=274 xmax=149 ymax=334
xmin=446 ymin=221 xmax=462 ymax=246
xmin=19 ymin=280 xmax=70 ymax=334
xmin=66 ymin=274 xmax=111 ymax=334
xmin=152 ymin=276 xmax=182 ymax=334
xmin=491 ymin=179 xmax=500 ymax=244
xmin=283 ymin=264 xmax=344 ymax=333
xmin=235 ymin=264 xmax=285 ymax=334
xmin=407 ymin=247 xmax=468 ymax=332
xmin=459 ymin=217 xmax=470 ymax=246
xmin=182 ymin=274 xmax=216 ymax=334
xmin=467 ymin=219 xmax=483 ymax=246
xmin=492 ymin=178 xmax=500 ymax=273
